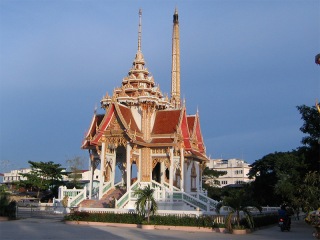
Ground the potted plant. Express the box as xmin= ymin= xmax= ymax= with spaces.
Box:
xmin=216 ymin=188 xmax=261 ymax=234
xmin=213 ymin=222 xmax=227 ymax=233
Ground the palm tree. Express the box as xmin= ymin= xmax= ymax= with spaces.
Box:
xmin=134 ymin=185 xmax=158 ymax=224
xmin=216 ymin=188 xmax=261 ymax=232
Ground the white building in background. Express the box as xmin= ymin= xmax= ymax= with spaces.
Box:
xmin=3 ymin=168 xmax=100 ymax=185
xmin=206 ymin=158 xmax=252 ymax=187
xmin=3 ymin=168 xmax=30 ymax=183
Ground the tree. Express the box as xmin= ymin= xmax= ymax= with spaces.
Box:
xmin=247 ymin=104 xmax=319 ymax=208
xmin=202 ymin=167 xmax=226 ymax=187
xmin=134 ymin=185 xmax=158 ymax=224
xmin=66 ymin=156 xmax=85 ymax=188
xmin=249 ymin=151 xmax=305 ymax=207
xmin=296 ymin=171 xmax=320 ymax=213
xmin=202 ymin=167 xmax=226 ymax=201
xmin=19 ymin=161 xmax=65 ymax=198
xmin=296 ymin=105 xmax=320 ymax=171
xmin=216 ymin=188 xmax=261 ymax=231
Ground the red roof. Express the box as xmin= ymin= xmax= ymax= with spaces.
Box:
xmin=91 ymin=104 xmax=115 ymax=145
xmin=116 ymin=104 xmax=141 ymax=133
xmin=150 ymin=138 xmax=174 ymax=144
xmin=152 ymin=109 xmax=181 ymax=134
xmin=187 ymin=116 xmax=195 ymax=134
xmin=180 ymin=109 xmax=191 ymax=149
xmin=81 ymin=114 xmax=104 ymax=149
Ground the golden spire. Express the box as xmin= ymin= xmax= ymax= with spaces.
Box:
xmin=171 ymin=8 xmax=181 ymax=109
xmin=138 ymin=9 xmax=142 ymax=52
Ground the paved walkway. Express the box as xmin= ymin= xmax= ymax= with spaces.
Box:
xmin=0 ymin=217 xmax=316 ymax=240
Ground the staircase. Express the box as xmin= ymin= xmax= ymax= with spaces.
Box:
xmin=80 ymin=188 xmax=126 ymax=208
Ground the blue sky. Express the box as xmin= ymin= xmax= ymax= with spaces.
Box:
xmin=0 ymin=0 xmax=319 ymax=171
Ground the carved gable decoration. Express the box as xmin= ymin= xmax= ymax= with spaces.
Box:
xmin=108 ymin=115 xmax=122 ymax=131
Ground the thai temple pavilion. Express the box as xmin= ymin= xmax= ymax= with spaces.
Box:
xmin=80 ymin=9 xmax=217 ymax=211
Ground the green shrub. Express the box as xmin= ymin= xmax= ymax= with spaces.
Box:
xmin=237 ymin=213 xmax=278 ymax=229
xmin=65 ymin=211 xmax=144 ymax=224
xmin=252 ymin=213 xmax=278 ymax=228
xmin=64 ymin=211 xmax=278 ymax=229
xmin=213 ymin=222 xmax=226 ymax=228
xmin=0 ymin=193 xmax=16 ymax=219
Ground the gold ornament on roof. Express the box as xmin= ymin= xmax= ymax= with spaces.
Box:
xmin=316 ymin=99 xmax=320 ymax=114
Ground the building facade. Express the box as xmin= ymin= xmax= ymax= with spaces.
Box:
xmin=3 ymin=168 xmax=30 ymax=183
xmin=206 ymin=159 xmax=252 ymax=187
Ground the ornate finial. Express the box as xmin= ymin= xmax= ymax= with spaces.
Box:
xmin=138 ymin=9 xmax=142 ymax=52
xmin=316 ymin=99 xmax=320 ymax=114
xmin=173 ymin=7 xmax=179 ymax=23
xmin=94 ymin=104 xmax=98 ymax=114
xmin=315 ymin=53 xmax=320 ymax=65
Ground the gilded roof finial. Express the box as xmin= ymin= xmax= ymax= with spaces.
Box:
xmin=174 ymin=7 xmax=179 ymax=23
xmin=94 ymin=103 xmax=97 ymax=114
xmin=138 ymin=9 xmax=142 ymax=52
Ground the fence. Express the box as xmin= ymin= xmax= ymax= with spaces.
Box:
xmin=16 ymin=204 xmax=71 ymax=220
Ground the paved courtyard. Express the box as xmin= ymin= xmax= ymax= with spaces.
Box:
xmin=0 ymin=217 xmax=316 ymax=240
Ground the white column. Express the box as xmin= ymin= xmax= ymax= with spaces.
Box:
xmin=180 ymin=147 xmax=184 ymax=192
xmin=99 ymin=142 xmax=106 ymax=199
xmin=89 ymin=156 xmax=93 ymax=199
xmin=126 ymin=142 xmax=132 ymax=191
xmin=106 ymin=151 xmax=115 ymax=188
xmin=169 ymin=147 xmax=174 ymax=191
xmin=111 ymin=152 xmax=116 ymax=187
xmin=196 ymin=162 xmax=199 ymax=198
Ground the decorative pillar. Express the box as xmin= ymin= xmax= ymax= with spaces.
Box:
xmin=99 ymin=141 xmax=106 ymax=199
xmin=126 ymin=142 xmax=132 ymax=191
xmin=180 ymin=147 xmax=184 ymax=192
xmin=169 ymin=147 xmax=174 ymax=191
xmin=89 ymin=156 xmax=93 ymax=199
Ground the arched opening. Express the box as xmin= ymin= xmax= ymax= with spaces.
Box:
xmin=152 ymin=162 xmax=161 ymax=183
xmin=165 ymin=168 xmax=169 ymax=184
xmin=115 ymin=146 xmax=126 ymax=185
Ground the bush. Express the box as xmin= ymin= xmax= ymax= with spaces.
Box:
xmin=0 ymin=194 xmax=16 ymax=219
xmin=213 ymin=222 xmax=226 ymax=228
xmin=64 ymin=211 xmax=278 ymax=229
xmin=65 ymin=211 xmax=144 ymax=224
xmin=235 ymin=213 xmax=278 ymax=229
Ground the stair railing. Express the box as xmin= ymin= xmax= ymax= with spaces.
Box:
xmin=101 ymin=181 xmax=112 ymax=197
xmin=198 ymin=192 xmax=219 ymax=211
xmin=68 ymin=186 xmax=87 ymax=207
xmin=115 ymin=180 xmax=140 ymax=209
xmin=171 ymin=191 xmax=208 ymax=211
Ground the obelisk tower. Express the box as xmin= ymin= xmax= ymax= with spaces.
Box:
xmin=171 ymin=8 xmax=181 ymax=109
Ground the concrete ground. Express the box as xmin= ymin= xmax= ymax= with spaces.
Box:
xmin=0 ymin=217 xmax=316 ymax=240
